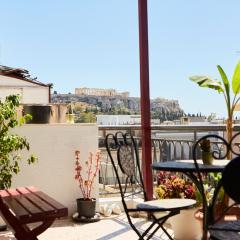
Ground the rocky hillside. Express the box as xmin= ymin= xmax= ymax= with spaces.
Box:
xmin=51 ymin=94 xmax=184 ymax=121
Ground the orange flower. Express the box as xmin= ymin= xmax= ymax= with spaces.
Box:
xmin=75 ymin=150 xmax=80 ymax=156
xmin=84 ymin=180 xmax=89 ymax=186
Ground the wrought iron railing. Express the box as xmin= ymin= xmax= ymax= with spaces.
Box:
xmin=98 ymin=124 xmax=240 ymax=195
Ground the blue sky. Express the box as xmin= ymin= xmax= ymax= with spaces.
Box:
xmin=1 ymin=1 xmax=240 ymax=117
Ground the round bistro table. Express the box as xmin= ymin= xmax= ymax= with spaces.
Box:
xmin=152 ymin=159 xmax=229 ymax=238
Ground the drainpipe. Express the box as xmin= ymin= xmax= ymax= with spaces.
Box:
xmin=48 ymin=84 xmax=53 ymax=103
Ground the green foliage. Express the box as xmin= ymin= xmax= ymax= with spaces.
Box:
xmin=0 ymin=95 xmax=37 ymax=189
xmin=194 ymin=183 xmax=214 ymax=206
xmin=76 ymin=112 xmax=96 ymax=123
xmin=195 ymin=173 xmax=224 ymax=206
xmin=151 ymin=109 xmax=184 ymax=122
xmin=190 ymin=61 xmax=240 ymax=120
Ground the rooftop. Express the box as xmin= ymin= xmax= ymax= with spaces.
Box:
xmin=0 ymin=65 xmax=52 ymax=87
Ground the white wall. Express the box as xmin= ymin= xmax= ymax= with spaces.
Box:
xmin=0 ymin=75 xmax=49 ymax=104
xmin=12 ymin=124 xmax=99 ymax=215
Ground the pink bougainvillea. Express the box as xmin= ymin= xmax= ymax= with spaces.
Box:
xmin=74 ymin=150 xmax=101 ymax=199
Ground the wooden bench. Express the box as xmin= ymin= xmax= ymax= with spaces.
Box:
xmin=0 ymin=186 xmax=68 ymax=240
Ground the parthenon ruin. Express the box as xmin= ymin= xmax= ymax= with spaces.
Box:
xmin=75 ymin=87 xmax=129 ymax=97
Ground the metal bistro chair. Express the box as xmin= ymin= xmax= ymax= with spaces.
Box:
xmin=105 ymin=132 xmax=196 ymax=240
xmin=192 ymin=133 xmax=240 ymax=240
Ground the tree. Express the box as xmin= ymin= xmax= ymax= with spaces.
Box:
xmin=0 ymin=95 xmax=37 ymax=189
xmin=77 ymin=112 xmax=96 ymax=123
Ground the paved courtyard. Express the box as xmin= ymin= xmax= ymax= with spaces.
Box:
xmin=0 ymin=214 xmax=173 ymax=240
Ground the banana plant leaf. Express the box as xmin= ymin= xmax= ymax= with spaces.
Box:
xmin=189 ymin=75 xmax=223 ymax=93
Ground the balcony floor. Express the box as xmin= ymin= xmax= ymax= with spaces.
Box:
xmin=0 ymin=214 xmax=173 ymax=240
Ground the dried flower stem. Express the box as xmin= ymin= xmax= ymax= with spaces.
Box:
xmin=74 ymin=150 xmax=101 ymax=199
xmin=88 ymin=151 xmax=100 ymax=198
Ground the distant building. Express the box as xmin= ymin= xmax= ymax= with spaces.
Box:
xmin=180 ymin=116 xmax=207 ymax=125
xmin=0 ymin=65 xmax=52 ymax=104
xmin=162 ymin=120 xmax=175 ymax=125
xmin=97 ymin=115 xmax=141 ymax=125
xmin=188 ymin=116 xmax=207 ymax=123
xmin=75 ymin=87 xmax=129 ymax=98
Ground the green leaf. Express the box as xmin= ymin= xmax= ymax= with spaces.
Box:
xmin=217 ymin=65 xmax=230 ymax=94
xmin=232 ymin=61 xmax=240 ymax=94
xmin=19 ymin=117 xmax=25 ymax=126
xmin=217 ymin=65 xmax=230 ymax=109
xmin=27 ymin=155 xmax=38 ymax=164
xmin=189 ymin=75 xmax=224 ymax=93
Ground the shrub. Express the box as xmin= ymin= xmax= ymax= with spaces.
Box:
xmin=0 ymin=95 xmax=37 ymax=189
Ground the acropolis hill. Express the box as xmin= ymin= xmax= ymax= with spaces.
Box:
xmin=51 ymin=88 xmax=184 ymax=120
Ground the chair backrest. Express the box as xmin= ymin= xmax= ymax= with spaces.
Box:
xmin=105 ymin=132 xmax=147 ymax=211
xmin=192 ymin=133 xmax=240 ymax=224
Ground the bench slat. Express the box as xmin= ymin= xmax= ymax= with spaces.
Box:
xmin=16 ymin=188 xmax=55 ymax=213
xmin=6 ymin=189 xmax=43 ymax=216
xmin=0 ymin=186 xmax=68 ymax=239
xmin=2 ymin=197 xmax=30 ymax=218
xmin=0 ymin=187 xmax=68 ymax=223
xmin=27 ymin=187 xmax=67 ymax=211
xmin=0 ymin=190 xmax=11 ymax=198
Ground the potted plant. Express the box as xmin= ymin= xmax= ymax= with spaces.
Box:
xmin=0 ymin=95 xmax=37 ymax=189
xmin=74 ymin=150 xmax=100 ymax=218
xmin=155 ymin=172 xmax=224 ymax=239
xmin=199 ymin=139 xmax=213 ymax=165
xmin=189 ymin=61 xmax=240 ymax=159
xmin=155 ymin=172 xmax=201 ymax=240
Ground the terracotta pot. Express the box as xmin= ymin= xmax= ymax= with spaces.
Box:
xmin=169 ymin=208 xmax=202 ymax=240
xmin=202 ymin=151 xmax=213 ymax=165
xmin=77 ymin=198 xmax=96 ymax=218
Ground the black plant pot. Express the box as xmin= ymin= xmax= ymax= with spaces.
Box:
xmin=77 ymin=198 xmax=96 ymax=218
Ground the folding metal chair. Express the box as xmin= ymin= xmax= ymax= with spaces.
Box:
xmin=105 ymin=132 xmax=196 ymax=240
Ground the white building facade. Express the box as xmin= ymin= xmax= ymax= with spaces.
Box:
xmin=0 ymin=66 xmax=51 ymax=104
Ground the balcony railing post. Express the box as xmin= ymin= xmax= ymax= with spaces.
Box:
xmin=194 ymin=130 xmax=197 ymax=143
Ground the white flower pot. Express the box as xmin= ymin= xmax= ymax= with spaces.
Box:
xmin=169 ymin=208 xmax=202 ymax=240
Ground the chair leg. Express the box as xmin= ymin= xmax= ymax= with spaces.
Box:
xmin=143 ymin=215 xmax=174 ymax=240
xmin=148 ymin=217 xmax=174 ymax=240
xmin=127 ymin=211 xmax=178 ymax=240
xmin=161 ymin=225 xmax=174 ymax=240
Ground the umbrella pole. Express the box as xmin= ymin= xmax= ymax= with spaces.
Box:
xmin=138 ymin=0 xmax=153 ymax=200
